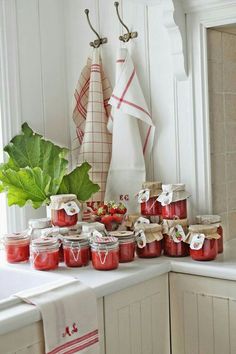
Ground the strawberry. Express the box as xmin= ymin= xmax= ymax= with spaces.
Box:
xmin=112 ymin=214 xmax=123 ymax=223
xmin=116 ymin=203 xmax=127 ymax=215
xmin=109 ymin=205 xmax=118 ymax=214
xmin=101 ymin=215 xmax=113 ymax=224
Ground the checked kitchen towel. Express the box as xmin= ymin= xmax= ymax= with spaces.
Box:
xmin=72 ymin=48 xmax=112 ymax=202
xmin=15 ymin=279 xmax=99 ymax=354
xmin=105 ymin=48 xmax=155 ymax=213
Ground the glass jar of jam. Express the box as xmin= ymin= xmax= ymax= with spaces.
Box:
xmin=50 ymin=194 xmax=80 ymax=227
xmin=196 ymin=215 xmax=223 ymax=254
xmin=187 ymin=225 xmax=219 ymax=261
xmin=4 ymin=233 xmax=30 ymax=263
xmin=136 ymin=223 xmax=163 ymax=258
xmin=157 ymin=184 xmax=190 ymax=219
xmin=139 ymin=182 xmax=162 ymax=216
xmin=91 ymin=236 xmax=119 ymax=270
xmin=162 ymin=218 xmax=189 ymax=257
xmin=28 ymin=218 xmax=52 ymax=240
xmin=63 ymin=235 xmax=90 ymax=267
xmin=31 ymin=237 xmax=59 ymax=270
xmin=110 ymin=231 xmax=135 ymax=263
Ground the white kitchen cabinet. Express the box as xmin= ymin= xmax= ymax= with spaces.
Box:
xmin=104 ymin=274 xmax=170 ymax=354
xmin=170 ymin=272 xmax=236 ymax=354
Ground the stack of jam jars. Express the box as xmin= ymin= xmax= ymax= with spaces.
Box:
xmin=196 ymin=215 xmax=223 ymax=254
xmin=63 ymin=235 xmax=90 ymax=267
xmin=135 ymin=223 xmax=163 ymax=258
xmin=139 ymin=182 xmax=162 ymax=220
xmin=186 ymin=224 xmax=220 ymax=261
xmin=90 ymin=235 xmax=119 ymax=270
xmin=4 ymin=233 xmax=30 ymax=263
xmin=158 ymin=184 xmax=191 ymax=257
xmin=49 ymin=194 xmax=80 ymax=261
xmin=31 ymin=237 xmax=60 ymax=270
xmin=162 ymin=218 xmax=189 ymax=257
xmin=109 ymin=231 xmax=136 ymax=263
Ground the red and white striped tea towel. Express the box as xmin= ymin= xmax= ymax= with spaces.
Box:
xmin=15 ymin=279 xmax=99 ymax=354
xmin=105 ymin=48 xmax=155 ymax=213
xmin=72 ymin=48 xmax=112 ymax=202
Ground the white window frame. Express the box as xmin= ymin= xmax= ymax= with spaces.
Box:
xmin=0 ymin=0 xmax=25 ymax=232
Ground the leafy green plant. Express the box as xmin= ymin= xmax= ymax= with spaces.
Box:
xmin=0 ymin=123 xmax=99 ymax=208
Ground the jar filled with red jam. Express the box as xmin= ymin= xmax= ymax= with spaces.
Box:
xmin=162 ymin=218 xmax=189 ymax=257
xmin=91 ymin=236 xmax=119 ymax=271
xmin=157 ymin=184 xmax=190 ymax=219
xmin=139 ymin=182 xmax=162 ymax=216
xmin=4 ymin=233 xmax=30 ymax=263
xmin=110 ymin=231 xmax=135 ymax=263
xmin=63 ymin=235 xmax=90 ymax=267
xmin=196 ymin=215 xmax=223 ymax=254
xmin=31 ymin=237 xmax=59 ymax=270
xmin=187 ymin=225 xmax=219 ymax=261
xmin=136 ymin=223 xmax=163 ymax=258
xmin=50 ymin=194 xmax=80 ymax=227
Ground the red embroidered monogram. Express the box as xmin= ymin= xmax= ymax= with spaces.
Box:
xmin=62 ymin=323 xmax=79 ymax=338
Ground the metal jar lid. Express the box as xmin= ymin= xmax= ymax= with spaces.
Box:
xmin=109 ymin=231 xmax=135 ymax=242
xmin=32 ymin=237 xmax=59 ymax=250
xmin=63 ymin=235 xmax=89 ymax=247
xmin=90 ymin=236 xmax=119 ymax=250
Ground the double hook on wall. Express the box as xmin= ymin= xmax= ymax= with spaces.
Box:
xmin=85 ymin=2 xmax=138 ymax=48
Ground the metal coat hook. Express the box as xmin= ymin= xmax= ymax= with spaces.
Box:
xmin=84 ymin=9 xmax=107 ymax=48
xmin=114 ymin=2 xmax=138 ymax=42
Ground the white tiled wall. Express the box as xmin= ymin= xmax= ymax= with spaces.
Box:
xmin=208 ymin=28 xmax=236 ymax=240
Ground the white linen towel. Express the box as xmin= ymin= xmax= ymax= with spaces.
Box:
xmin=72 ymin=48 xmax=112 ymax=202
xmin=15 ymin=279 xmax=99 ymax=354
xmin=105 ymin=48 xmax=155 ymax=212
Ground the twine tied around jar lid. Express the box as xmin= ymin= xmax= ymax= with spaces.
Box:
xmin=162 ymin=218 xmax=188 ymax=243
xmin=157 ymin=183 xmax=191 ymax=206
xmin=142 ymin=181 xmax=162 ymax=198
xmin=186 ymin=224 xmax=220 ymax=244
xmin=135 ymin=223 xmax=163 ymax=244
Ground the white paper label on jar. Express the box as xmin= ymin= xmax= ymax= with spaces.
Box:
xmin=134 ymin=217 xmax=150 ymax=228
xmin=137 ymin=189 xmax=150 ymax=203
xmin=63 ymin=201 xmax=80 ymax=215
xmin=190 ymin=233 xmax=205 ymax=250
xmin=158 ymin=192 xmax=173 ymax=206
xmin=135 ymin=230 xmax=146 ymax=248
xmin=170 ymin=225 xmax=186 ymax=243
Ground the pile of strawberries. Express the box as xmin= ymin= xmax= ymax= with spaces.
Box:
xmin=93 ymin=201 xmax=127 ymax=230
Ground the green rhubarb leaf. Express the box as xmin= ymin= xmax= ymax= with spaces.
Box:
xmin=58 ymin=162 xmax=100 ymax=202
xmin=3 ymin=122 xmax=69 ymax=195
xmin=0 ymin=167 xmax=51 ymax=208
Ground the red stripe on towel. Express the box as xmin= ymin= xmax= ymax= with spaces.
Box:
xmin=117 ymin=69 xmax=135 ymax=109
xmin=48 ymin=329 xmax=98 ymax=354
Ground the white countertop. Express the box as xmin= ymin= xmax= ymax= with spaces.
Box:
xmin=1 ymin=239 xmax=236 ymax=336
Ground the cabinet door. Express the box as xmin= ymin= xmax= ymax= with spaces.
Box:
xmin=170 ymin=272 xmax=236 ymax=354
xmin=104 ymin=274 xmax=170 ymax=354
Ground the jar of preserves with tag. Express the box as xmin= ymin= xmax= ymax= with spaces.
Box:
xmin=139 ymin=182 xmax=162 ymax=216
xmin=158 ymin=184 xmax=190 ymax=219
xmin=135 ymin=224 xmax=163 ymax=258
xmin=187 ymin=225 xmax=219 ymax=261
xmin=91 ymin=236 xmax=119 ymax=270
xmin=196 ymin=215 xmax=223 ymax=254
xmin=162 ymin=218 xmax=189 ymax=257
xmin=31 ymin=237 xmax=59 ymax=270
xmin=63 ymin=235 xmax=90 ymax=267
xmin=28 ymin=218 xmax=52 ymax=240
xmin=109 ymin=231 xmax=135 ymax=263
xmin=4 ymin=233 xmax=30 ymax=263
xmin=50 ymin=194 xmax=80 ymax=227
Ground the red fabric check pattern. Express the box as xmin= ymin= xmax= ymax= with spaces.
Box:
xmin=72 ymin=49 xmax=112 ymax=202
